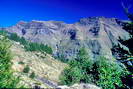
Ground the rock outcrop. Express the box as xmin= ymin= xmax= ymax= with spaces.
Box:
xmin=2 ymin=17 xmax=131 ymax=59
xmin=58 ymin=83 xmax=101 ymax=89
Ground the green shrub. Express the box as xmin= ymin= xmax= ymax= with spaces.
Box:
xmin=60 ymin=48 xmax=129 ymax=89
xmin=29 ymin=72 xmax=35 ymax=79
xmin=9 ymin=33 xmax=21 ymax=42
xmin=95 ymin=57 xmax=129 ymax=89
xmin=56 ymin=54 xmax=68 ymax=63
xmin=60 ymin=66 xmax=83 ymax=85
xmin=0 ymin=36 xmax=22 ymax=88
xmin=18 ymin=61 xmax=25 ymax=65
xmin=20 ymin=37 xmax=27 ymax=45
xmin=0 ymin=30 xmax=8 ymax=36
xmin=23 ymin=65 xmax=30 ymax=73
xmin=60 ymin=48 xmax=94 ymax=85
xmin=7 ymin=33 xmax=53 ymax=54
xmin=25 ymin=42 xmax=53 ymax=54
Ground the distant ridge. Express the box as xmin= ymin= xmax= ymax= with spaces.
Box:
xmin=1 ymin=17 xmax=131 ymax=60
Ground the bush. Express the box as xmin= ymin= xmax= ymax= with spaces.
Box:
xmin=29 ymin=72 xmax=35 ymax=79
xmin=60 ymin=66 xmax=83 ymax=85
xmin=60 ymin=48 xmax=129 ymax=89
xmin=0 ymin=36 xmax=22 ymax=88
xmin=23 ymin=65 xmax=30 ymax=73
xmin=18 ymin=61 xmax=25 ymax=65
xmin=25 ymin=42 xmax=53 ymax=54
xmin=8 ymin=33 xmax=21 ymax=42
xmin=60 ymin=48 xmax=94 ymax=85
xmin=95 ymin=57 xmax=129 ymax=89
xmin=56 ymin=54 xmax=68 ymax=63
xmin=0 ymin=30 xmax=8 ymax=36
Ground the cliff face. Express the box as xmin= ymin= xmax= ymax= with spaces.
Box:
xmin=3 ymin=17 xmax=131 ymax=59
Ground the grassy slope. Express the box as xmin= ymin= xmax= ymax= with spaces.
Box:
xmin=10 ymin=41 xmax=68 ymax=88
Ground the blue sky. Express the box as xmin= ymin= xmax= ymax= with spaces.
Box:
xmin=0 ymin=0 xmax=133 ymax=27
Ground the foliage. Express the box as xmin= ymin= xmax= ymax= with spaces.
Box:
xmin=25 ymin=42 xmax=53 ymax=54
xmin=23 ymin=65 xmax=30 ymax=73
xmin=95 ymin=57 xmax=129 ymax=89
xmin=18 ymin=61 xmax=25 ymax=65
xmin=8 ymin=33 xmax=21 ymax=42
xmin=60 ymin=48 xmax=94 ymax=85
xmin=0 ymin=36 xmax=22 ymax=88
xmin=60 ymin=66 xmax=82 ymax=85
xmin=56 ymin=54 xmax=69 ymax=63
xmin=29 ymin=72 xmax=35 ymax=79
xmin=60 ymin=48 xmax=129 ymax=89
xmin=3 ymin=32 xmax=53 ymax=54
xmin=0 ymin=30 xmax=8 ymax=36
xmin=110 ymin=11 xmax=133 ymax=88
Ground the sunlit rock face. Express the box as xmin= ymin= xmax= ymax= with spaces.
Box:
xmin=3 ymin=17 xmax=130 ymax=59
xmin=58 ymin=83 xmax=101 ymax=89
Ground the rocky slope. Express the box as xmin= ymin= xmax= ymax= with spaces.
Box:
xmin=2 ymin=17 xmax=131 ymax=59
xmin=59 ymin=83 xmax=101 ymax=89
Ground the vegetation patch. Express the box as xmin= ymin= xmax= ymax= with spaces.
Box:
xmin=0 ymin=36 xmax=24 ymax=88
xmin=0 ymin=31 xmax=53 ymax=54
xmin=60 ymin=48 xmax=130 ymax=89
xmin=29 ymin=72 xmax=36 ymax=79
xmin=23 ymin=65 xmax=30 ymax=73
xmin=18 ymin=61 xmax=25 ymax=65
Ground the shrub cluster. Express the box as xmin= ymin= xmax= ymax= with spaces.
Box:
xmin=0 ymin=31 xmax=53 ymax=54
xmin=23 ymin=65 xmax=30 ymax=73
xmin=24 ymin=42 xmax=53 ymax=54
xmin=0 ymin=36 xmax=23 ymax=88
xmin=30 ymin=72 xmax=35 ymax=79
xmin=60 ymin=48 xmax=129 ymax=89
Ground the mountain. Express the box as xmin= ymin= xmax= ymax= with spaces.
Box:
xmin=2 ymin=17 xmax=131 ymax=60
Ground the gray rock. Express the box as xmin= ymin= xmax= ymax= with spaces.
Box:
xmin=58 ymin=83 xmax=101 ymax=89
xmin=1 ymin=17 xmax=131 ymax=60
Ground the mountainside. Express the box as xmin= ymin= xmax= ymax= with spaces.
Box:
xmin=6 ymin=38 xmax=100 ymax=89
xmin=2 ymin=17 xmax=131 ymax=59
xmin=10 ymin=40 xmax=67 ymax=88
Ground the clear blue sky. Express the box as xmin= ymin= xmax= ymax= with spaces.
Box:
xmin=0 ymin=0 xmax=133 ymax=27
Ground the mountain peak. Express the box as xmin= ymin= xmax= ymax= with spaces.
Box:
xmin=78 ymin=17 xmax=119 ymax=25
xmin=17 ymin=21 xmax=27 ymax=25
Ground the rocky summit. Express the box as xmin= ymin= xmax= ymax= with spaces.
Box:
xmin=2 ymin=17 xmax=131 ymax=59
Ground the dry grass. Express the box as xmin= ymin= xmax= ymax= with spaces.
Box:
xmin=10 ymin=41 xmax=68 ymax=88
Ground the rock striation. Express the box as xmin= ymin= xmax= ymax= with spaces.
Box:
xmin=2 ymin=17 xmax=131 ymax=59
